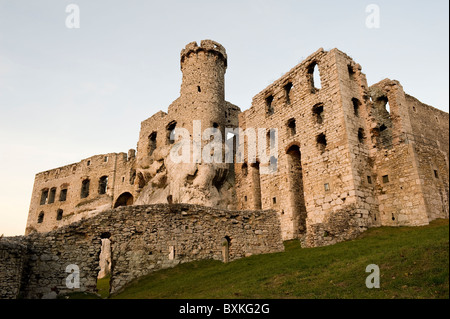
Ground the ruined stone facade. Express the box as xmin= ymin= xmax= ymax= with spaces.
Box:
xmin=25 ymin=40 xmax=449 ymax=246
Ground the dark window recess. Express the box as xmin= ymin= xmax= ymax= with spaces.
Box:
xmin=87 ymin=160 xmax=91 ymax=166
xmin=38 ymin=212 xmax=44 ymax=224
xmin=352 ymin=98 xmax=361 ymax=116
xmin=348 ymin=64 xmax=355 ymax=80
xmin=130 ymin=169 xmax=136 ymax=185
xmin=324 ymin=183 xmax=330 ymax=191
xmin=213 ymin=122 xmax=219 ymax=129
xmin=287 ymin=118 xmax=296 ymax=136
xmin=265 ymin=95 xmax=274 ymax=115
xmin=367 ymin=176 xmax=372 ymax=184
xmin=81 ymin=179 xmax=90 ymax=198
xmin=48 ymin=188 xmax=56 ymax=204
xmin=166 ymin=121 xmax=177 ymax=145
xmin=197 ymin=86 xmax=201 ymax=93
xmin=266 ymin=129 xmax=275 ymax=151
xmin=379 ymin=124 xmax=387 ymax=132
xmin=56 ymin=209 xmax=63 ymax=221
xmin=284 ymin=82 xmax=293 ymax=104
xmin=358 ymin=128 xmax=365 ymax=143
xmin=317 ymin=133 xmax=327 ymax=152
xmin=40 ymin=189 xmax=49 ymax=205
xmin=149 ymin=132 xmax=157 ymax=156
xmin=98 ymin=176 xmax=108 ymax=194
xmin=382 ymin=175 xmax=389 ymax=183
xmin=244 ymin=196 xmax=248 ymax=202
xmin=272 ymin=197 xmax=277 ymax=204
xmin=242 ymin=163 xmax=248 ymax=176
xmin=313 ymin=103 xmax=324 ymax=124
xmin=434 ymin=170 xmax=439 ymax=179
xmin=59 ymin=189 xmax=68 ymax=202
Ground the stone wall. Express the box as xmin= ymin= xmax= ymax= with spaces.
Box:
xmin=0 ymin=237 xmax=27 ymax=299
xmin=235 ymin=48 xmax=374 ymax=244
xmin=2 ymin=204 xmax=284 ymax=299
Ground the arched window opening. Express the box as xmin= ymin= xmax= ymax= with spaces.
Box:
xmin=114 ymin=192 xmax=134 ymax=208
xmin=308 ymin=62 xmax=322 ymax=92
xmin=166 ymin=121 xmax=177 ymax=145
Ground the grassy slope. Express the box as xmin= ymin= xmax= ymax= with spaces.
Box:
xmin=99 ymin=219 xmax=448 ymax=299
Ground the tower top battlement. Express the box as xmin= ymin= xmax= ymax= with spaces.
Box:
xmin=180 ymin=40 xmax=227 ymax=68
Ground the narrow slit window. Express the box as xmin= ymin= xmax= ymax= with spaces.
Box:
xmin=59 ymin=189 xmax=68 ymax=202
xmin=313 ymin=103 xmax=324 ymax=124
xmin=149 ymin=132 xmax=157 ymax=156
xmin=358 ymin=128 xmax=365 ymax=144
xmin=317 ymin=133 xmax=327 ymax=152
xmin=48 ymin=188 xmax=56 ymax=204
xmin=38 ymin=212 xmax=44 ymax=224
xmin=352 ymin=98 xmax=361 ymax=117
xmin=81 ymin=179 xmax=90 ymax=198
xmin=56 ymin=209 xmax=63 ymax=221
xmin=284 ymin=82 xmax=293 ymax=105
xmin=265 ymin=95 xmax=274 ymax=116
xmin=287 ymin=118 xmax=296 ymax=136
xmin=40 ymin=189 xmax=49 ymax=205
xmin=434 ymin=170 xmax=439 ymax=179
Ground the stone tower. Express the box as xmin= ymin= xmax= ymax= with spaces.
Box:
xmin=133 ymin=40 xmax=241 ymax=209
xmin=179 ymin=40 xmax=228 ymax=131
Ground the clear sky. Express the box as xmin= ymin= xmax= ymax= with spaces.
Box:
xmin=0 ymin=0 xmax=448 ymax=236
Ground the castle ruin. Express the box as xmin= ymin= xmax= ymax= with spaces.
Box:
xmin=1 ymin=40 xmax=448 ymax=298
xmin=26 ymin=40 xmax=449 ymax=244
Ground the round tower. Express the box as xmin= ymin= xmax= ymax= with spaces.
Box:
xmin=180 ymin=40 xmax=228 ymax=129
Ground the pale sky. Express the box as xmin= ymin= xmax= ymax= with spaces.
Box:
xmin=0 ymin=0 xmax=448 ymax=236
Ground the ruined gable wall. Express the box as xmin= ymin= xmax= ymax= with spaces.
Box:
xmin=6 ymin=204 xmax=283 ymax=299
xmin=405 ymin=95 xmax=449 ymax=221
xmin=369 ymin=80 xmax=429 ymax=226
xmin=26 ymin=152 xmax=137 ymax=235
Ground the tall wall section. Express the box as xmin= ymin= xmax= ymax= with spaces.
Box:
xmin=369 ymin=79 xmax=449 ymax=225
xmin=235 ymin=48 xmax=374 ymax=246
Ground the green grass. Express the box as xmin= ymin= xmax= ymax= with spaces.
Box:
xmin=71 ymin=219 xmax=450 ymax=299
xmin=97 ymin=275 xmax=111 ymax=299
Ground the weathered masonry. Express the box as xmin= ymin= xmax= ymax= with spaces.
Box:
xmin=23 ymin=40 xmax=449 ymax=251
xmin=1 ymin=204 xmax=283 ymax=299
xmin=235 ymin=48 xmax=449 ymax=246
